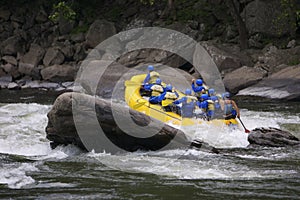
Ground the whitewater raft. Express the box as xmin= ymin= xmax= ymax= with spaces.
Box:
xmin=125 ymin=74 xmax=239 ymax=127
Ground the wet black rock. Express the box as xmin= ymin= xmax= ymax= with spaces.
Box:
xmin=248 ymin=127 xmax=300 ymax=147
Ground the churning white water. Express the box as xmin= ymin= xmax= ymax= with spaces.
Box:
xmin=0 ymin=103 xmax=299 ymax=189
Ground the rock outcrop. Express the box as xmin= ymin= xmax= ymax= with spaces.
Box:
xmin=248 ymin=127 xmax=300 ymax=147
xmin=223 ymin=66 xmax=266 ymax=94
xmin=46 ymin=92 xmax=198 ymax=153
xmin=238 ymin=65 xmax=300 ymax=100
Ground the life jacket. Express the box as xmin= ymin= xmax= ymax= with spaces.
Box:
xmin=181 ymin=95 xmax=197 ymax=118
xmin=207 ymin=100 xmax=215 ymax=111
xmin=210 ymin=96 xmax=220 ymax=109
xmin=150 ymin=84 xmax=164 ymax=97
xmin=149 ymin=71 xmax=160 ymax=84
xmin=162 ymin=91 xmax=178 ymax=107
xmin=224 ymin=100 xmax=234 ymax=115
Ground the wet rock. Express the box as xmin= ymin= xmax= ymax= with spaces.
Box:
xmin=78 ymin=60 xmax=136 ymax=98
xmin=1 ymin=35 xmax=25 ymax=56
xmin=46 ymin=92 xmax=194 ymax=153
xmin=85 ymin=20 xmax=117 ymax=48
xmin=35 ymin=9 xmax=48 ymax=23
xmin=1 ymin=55 xmax=17 ymax=66
xmin=58 ymin=18 xmax=75 ymax=35
xmin=43 ymin=47 xmax=65 ymax=67
xmin=0 ymin=74 xmax=12 ymax=82
xmin=19 ymin=44 xmax=45 ymax=76
xmin=243 ymin=0 xmax=288 ymax=37
xmin=287 ymin=40 xmax=296 ymax=48
xmin=7 ymin=82 xmax=20 ymax=90
xmin=223 ymin=66 xmax=266 ymax=94
xmin=200 ymin=41 xmax=248 ymax=74
xmin=41 ymin=64 xmax=76 ymax=82
xmin=238 ymin=65 xmax=300 ymax=100
xmin=70 ymin=33 xmax=85 ymax=43
xmin=248 ymin=127 xmax=300 ymax=147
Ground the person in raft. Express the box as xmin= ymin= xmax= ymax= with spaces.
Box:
xmin=143 ymin=65 xmax=160 ymax=90
xmin=220 ymin=92 xmax=240 ymax=120
xmin=149 ymin=78 xmax=165 ymax=104
xmin=160 ymin=84 xmax=179 ymax=113
xmin=173 ymin=89 xmax=198 ymax=118
xmin=197 ymin=94 xmax=215 ymax=120
xmin=191 ymin=78 xmax=206 ymax=100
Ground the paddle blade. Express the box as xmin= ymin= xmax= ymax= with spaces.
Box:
xmin=237 ymin=117 xmax=251 ymax=134
xmin=245 ymin=129 xmax=251 ymax=134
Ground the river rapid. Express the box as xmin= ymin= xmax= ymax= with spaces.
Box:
xmin=0 ymin=90 xmax=299 ymax=199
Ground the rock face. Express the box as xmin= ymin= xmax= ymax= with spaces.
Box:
xmin=248 ymin=127 xmax=300 ymax=147
xmin=41 ymin=64 xmax=76 ymax=82
xmin=238 ymin=65 xmax=300 ymax=100
xmin=85 ymin=20 xmax=117 ymax=48
xmin=223 ymin=66 xmax=266 ymax=93
xmin=46 ymin=92 xmax=194 ymax=153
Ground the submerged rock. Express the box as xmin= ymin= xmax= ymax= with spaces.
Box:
xmin=248 ymin=127 xmax=300 ymax=147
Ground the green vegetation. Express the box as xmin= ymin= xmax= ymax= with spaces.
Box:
xmin=49 ymin=1 xmax=76 ymax=22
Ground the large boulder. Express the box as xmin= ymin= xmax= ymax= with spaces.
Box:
xmin=41 ymin=64 xmax=76 ymax=82
xmin=248 ymin=127 xmax=300 ymax=147
xmin=46 ymin=92 xmax=194 ymax=153
xmin=18 ymin=44 xmax=45 ymax=76
xmin=1 ymin=35 xmax=25 ymax=56
xmin=85 ymin=20 xmax=117 ymax=48
xmin=223 ymin=66 xmax=266 ymax=93
xmin=43 ymin=47 xmax=65 ymax=67
xmin=238 ymin=65 xmax=300 ymax=100
xmin=200 ymin=41 xmax=253 ymax=75
xmin=243 ymin=0 xmax=289 ymax=37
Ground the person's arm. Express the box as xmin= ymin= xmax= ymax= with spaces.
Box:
xmin=174 ymin=97 xmax=185 ymax=104
xmin=158 ymin=92 xmax=167 ymax=102
xmin=143 ymin=73 xmax=150 ymax=85
xmin=174 ymin=91 xmax=179 ymax=98
xmin=231 ymin=100 xmax=240 ymax=118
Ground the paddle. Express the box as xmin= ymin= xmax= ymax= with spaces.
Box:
xmin=237 ymin=117 xmax=250 ymax=133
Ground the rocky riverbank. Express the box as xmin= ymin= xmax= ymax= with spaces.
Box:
xmin=0 ymin=0 xmax=299 ymax=100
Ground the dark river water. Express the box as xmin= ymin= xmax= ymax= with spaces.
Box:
xmin=0 ymin=89 xmax=299 ymax=199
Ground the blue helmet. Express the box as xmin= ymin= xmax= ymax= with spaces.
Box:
xmin=222 ymin=92 xmax=230 ymax=99
xmin=166 ymin=84 xmax=172 ymax=91
xmin=208 ymin=88 xmax=215 ymax=95
xmin=185 ymin=89 xmax=192 ymax=95
xmin=196 ymin=79 xmax=203 ymax=86
xmin=156 ymin=78 xmax=161 ymax=84
xmin=201 ymin=94 xmax=209 ymax=101
xmin=210 ymin=96 xmax=218 ymax=101
xmin=148 ymin=65 xmax=154 ymax=71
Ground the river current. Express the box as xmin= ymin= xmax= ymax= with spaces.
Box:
xmin=0 ymin=90 xmax=299 ymax=199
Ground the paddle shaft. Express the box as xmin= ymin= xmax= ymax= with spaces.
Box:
xmin=238 ymin=117 xmax=250 ymax=133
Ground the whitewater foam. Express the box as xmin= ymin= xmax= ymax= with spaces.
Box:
xmin=0 ymin=163 xmax=38 ymax=189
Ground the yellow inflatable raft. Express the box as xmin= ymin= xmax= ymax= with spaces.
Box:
xmin=125 ymin=74 xmax=238 ymax=127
